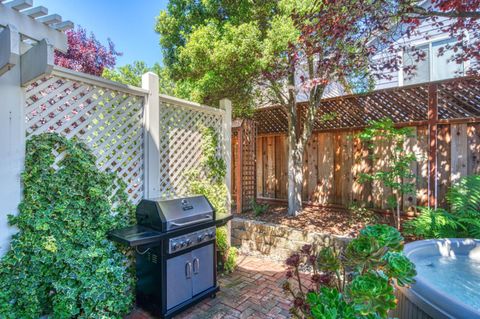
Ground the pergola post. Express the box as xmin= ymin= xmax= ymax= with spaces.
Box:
xmin=142 ymin=72 xmax=160 ymax=199
xmin=236 ymin=123 xmax=244 ymax=214
xmin=427 ymin=84 xmax=438 ymax=209
xmin=220 ymin=98 xmax=232 ymax=245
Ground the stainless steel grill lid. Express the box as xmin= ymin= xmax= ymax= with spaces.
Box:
xmin=136 ymin=195 xmax=215 ymax=232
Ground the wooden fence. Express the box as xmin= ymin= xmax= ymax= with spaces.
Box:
xmin=233 ymin=76 xmax=480 ymax=212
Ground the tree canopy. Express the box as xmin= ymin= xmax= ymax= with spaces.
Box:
xmin=156 ymin=0 xmax=479 ymax=215
xmin=55 ymin=27 xmax=121 ymax=76
xmin=102 ymin=61 xmax=175 ymax=95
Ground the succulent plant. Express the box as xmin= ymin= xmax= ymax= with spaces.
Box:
xmin=284 ymin=224 xmax=415 ymax=319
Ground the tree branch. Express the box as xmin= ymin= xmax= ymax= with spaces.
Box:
xmin=411 ymin=6 xmax=480 ymax=19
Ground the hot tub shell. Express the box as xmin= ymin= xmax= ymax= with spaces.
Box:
xmin=390 ymin=239 xmax=480 ymax=319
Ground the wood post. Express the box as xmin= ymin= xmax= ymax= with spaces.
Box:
xmin=428 ymin=84 xmax=438 ymax=209
xmin=236 ymin=124 xmax=243 ymax=214
xmin=142 ymin=72 xmax=160 ymax=199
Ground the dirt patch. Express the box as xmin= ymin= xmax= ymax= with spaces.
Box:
xmin=240 ymin=204 xmax=396 ymax=237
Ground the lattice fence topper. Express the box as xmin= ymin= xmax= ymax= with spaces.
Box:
xmin=24 ymin=68 xmax=146 ymax=203
xmin=158 ymin=98 xmax=226 ymax=197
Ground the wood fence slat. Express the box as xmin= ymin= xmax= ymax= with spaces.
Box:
xmin=265 ymin=136 xmax=276 ymax=197
xmin=306 ymin=134 xmax=318 ymax=202
xmin=275 ymin=135 xmax=288 ymax=199
xmin=403 ymin=127 xmax=418 ymax=212
xmin=341 ymin=132 xmax=354 ymax=206
xmin=256 ymin=136 xmax=263 ymax=197
xmin=416 ymin=127 xmax=429 ymax=207
xmin=451 ymin=124 xmax=468 ymax=185
xmin=467 ymin=124 xmax=480 ymax=175
xmin=334 ymin=133 xmax=343 ymax=205
xmin=437 ymin=125 xmax=451 ymax=207
xmin=317 ymin=132 xmax=334 ymax=204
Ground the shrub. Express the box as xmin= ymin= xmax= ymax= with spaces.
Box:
xmin=0 ymin=133 xmax=134 ymax=318
xmin=284 ymin=224 xmax=416 ymax=319
xmin=251 ymin=200 xmax=269 ymax=216
xmin=216 ymin=226 xmax=237 ymax=273
xmin=357 ymin=118 xmax=416 ymax=229
xmin=404 ymin=174 xmax=480 ymax=238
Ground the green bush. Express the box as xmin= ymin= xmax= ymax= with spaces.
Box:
xmin=251 ymin=200 xmax=269 ymax=216
xmin=404 ymin=174 xmax=480 ymax=238
xmin=0 ymin=133 xmax=134 ymax=318
xmin=284 ymin=224 xmax=415 ymax=319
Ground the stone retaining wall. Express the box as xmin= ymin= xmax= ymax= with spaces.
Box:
xmin=231 ymin=218 xmax=351 ymax=261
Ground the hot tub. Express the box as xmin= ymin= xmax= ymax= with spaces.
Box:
xmin=390 ymin=239 xmax=480 ymax=319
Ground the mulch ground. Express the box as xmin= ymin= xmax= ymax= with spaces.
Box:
xmin=240 ymin=203 xmax=404 ymax=237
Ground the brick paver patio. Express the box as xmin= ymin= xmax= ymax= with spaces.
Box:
xmin=127 ymin=255 xmax=293 ymax=319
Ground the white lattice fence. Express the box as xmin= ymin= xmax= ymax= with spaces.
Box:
xmin=158 ymin=96 xmax=227 ymax=196
xmin=24 ymin=67 xmax=146 ymax=203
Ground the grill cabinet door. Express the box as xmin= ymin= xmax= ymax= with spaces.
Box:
xmin=191 ymin=244 xmax=215 ymax=296
xmin=166 ymin=253 xmax=192 ymax=310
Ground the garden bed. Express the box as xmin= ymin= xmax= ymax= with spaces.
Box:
xmin=240 ymin=203 xmax=392 ymax=237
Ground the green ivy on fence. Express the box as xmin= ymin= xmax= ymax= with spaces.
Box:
xmin=186 ymin=126 xmax=237 ymax=273
xmin=0 ymin=133 xmax=135 ymax=319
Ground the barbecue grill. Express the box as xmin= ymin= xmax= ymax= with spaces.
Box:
xmin=109 ymin=195 xmax=231 ymax=319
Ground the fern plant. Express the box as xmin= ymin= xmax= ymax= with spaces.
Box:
xmin=405 ymin=175 xmax=480 ymax=238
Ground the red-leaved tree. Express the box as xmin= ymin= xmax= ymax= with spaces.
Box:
xmin=262 ymin=0 xmax=479 ymax=215
xmin=55 ymin=27 xmax=121 ymax=76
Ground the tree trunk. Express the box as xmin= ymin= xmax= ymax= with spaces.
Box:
xmin=288 ymin=139 xmax=304 ymax=216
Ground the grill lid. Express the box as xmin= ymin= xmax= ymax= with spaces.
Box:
xmin=136 ymin=195 xmax=215 ymax=232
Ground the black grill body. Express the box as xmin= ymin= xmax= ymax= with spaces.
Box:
xmin=109 ymin=195 xmax=221 ymax=319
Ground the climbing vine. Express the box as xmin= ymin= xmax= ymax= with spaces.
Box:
xmin=0 ymin=133 xmax=135 ymax=318
xmin=187 ymin=126 xmax=237 ymax=273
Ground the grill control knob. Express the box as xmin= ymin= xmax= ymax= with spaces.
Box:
xmin=186 ymin=239 xmax=191 ymax=246
xmin=208 ymin=231 xmax=214 ymax=238
xmin=180 ymin=241 xmax=186 ymax=247
xmin=172 ymin=243 xmax=178 ymax=251
xmin=197 ymin=235 xmax=204 ymax=242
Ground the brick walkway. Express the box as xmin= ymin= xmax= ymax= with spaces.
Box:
xmin=127 ymin=255 xmax=293 ymax=319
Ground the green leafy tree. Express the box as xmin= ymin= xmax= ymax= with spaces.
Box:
xmin=155 ymin=1 xmax=423 ymax=216
xmin=284 ymin=224 xmax=416 ymax=319
xmin=0 ymin=134 xmax=134 ymax=318
xmin=357 ymin=118 xmax=416 ymax=229
xmin=103 ymin=61 xmax=175 ymax=95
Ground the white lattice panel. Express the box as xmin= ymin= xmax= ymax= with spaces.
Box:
xmin=24 ymin=71 xmax=145 ymax=203
xmin=158 ymin=99 xmax=226 ymax=196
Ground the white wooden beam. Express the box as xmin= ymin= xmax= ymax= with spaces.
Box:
xmin=21 ymin=6 xmax=48 ymax=18
xmin=0 ymin=24 xmax=19 ymax=76
xmin=36 ymin=14 xmax=61 ymax=25
xmin=51 ymin=20 xmax=73 ymax=31
xmin=0 ymin=5 xmax=68 ymax=51
xmin=3 ymin=0 xmax=32 ymax=11
xmin=20 ymin=38 xmax=53 ymax=85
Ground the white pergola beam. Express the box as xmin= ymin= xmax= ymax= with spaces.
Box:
xmin=0 ymin=24 xmax=20 ymax=76
xmin=36 ymin=14 xmax=61 ymax=25
xmin=0 ymin=5 xmax=68 ymax=51
xmin=21 ymin=6 xmax=48 ymax=18
xmin=51 ymin=20 xmax=73 ymax=31
xmin=3 ymin=0 xmax=33 ymax=11
xmin=20 ymin=38 xmax=53 ymax=85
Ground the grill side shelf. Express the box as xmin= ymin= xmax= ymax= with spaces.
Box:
xmin=108 ymin=225 xmax=163 ymax=247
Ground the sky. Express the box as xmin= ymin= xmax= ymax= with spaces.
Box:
xmin=35 ymin=0 xmax=169 ymax=67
